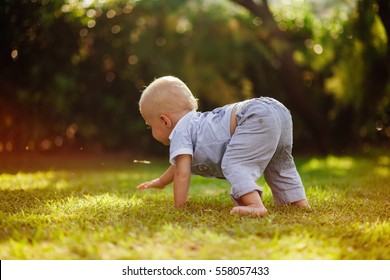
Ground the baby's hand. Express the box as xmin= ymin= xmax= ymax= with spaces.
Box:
xmin=136 ymin=178 xmax=165 ymax=190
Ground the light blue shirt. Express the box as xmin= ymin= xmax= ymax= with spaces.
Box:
xmin=169 ymin=104 xmax=235 ymax=178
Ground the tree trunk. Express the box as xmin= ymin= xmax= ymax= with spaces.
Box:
xmin=353 ymin=0 xmax=390 ymax=144
xmin=377 ymin=0 xmax=390 ymax=57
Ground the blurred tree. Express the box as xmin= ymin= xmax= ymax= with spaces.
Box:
xmin=0 ymin=0 xmax=388 ymax=154
xmin=231 ymin=0 xmax=390 ymax=151
xmin=231 ymin=0 xmax=331 ymax=152
xmin=322 ymin=0 xmax=390 ymax=148
xmin=0 ymin=0 xmax=80 ymax=151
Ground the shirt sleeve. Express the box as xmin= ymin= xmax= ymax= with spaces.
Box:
xmin=169 ymin=121 xmax=193 ymax=165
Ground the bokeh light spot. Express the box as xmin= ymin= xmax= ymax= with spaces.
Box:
xmin=79 ymin=28 xmax=88 ymax=37
xmin=313 ymin=44 xmax=323 ymax=54
xmin=11 ymin=49 xmax=18 ymax=60
xmin=111 ymin=25 xmax=121 ymax=34
xmin=106 ymin=9 xmax=116 ymax=19
xmin=66 ymin=123 xmax=78 ymax=139
xmin=105 ymin=72 xmax=116 ymax=82
xmin=87 ymin=19 xmax=96 ymax=28
xmin=128 ymin=55 xmax=138 ymax=65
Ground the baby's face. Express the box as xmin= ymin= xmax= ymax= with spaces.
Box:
xmin=141 ymin=110 xmax=171 ymax=146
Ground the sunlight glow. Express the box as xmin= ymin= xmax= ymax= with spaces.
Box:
xmin=374 ymin=167 xmax=389 ymax=177
xmin=378 ymin=156 xmax=390 ymax=166
xmin=46 ymin=194 xmax=144 ymax=216
xmin=0 ymin=172 xmax=55 ymax=190
xmin=375 ymin=156 xmax=390 ymax=177
xmin=82 ymin=0 xmax=94 ymax=7
xmin=354 ymin=221 xmax=390 ymax=241
xmin=176 ymin=17 xmax=192 ymax=33
xmin=301 ymin=156 xmax=354 ymax=172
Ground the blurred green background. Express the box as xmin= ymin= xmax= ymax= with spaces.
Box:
xmin=1 ymin=0 xmax=389 ymax=155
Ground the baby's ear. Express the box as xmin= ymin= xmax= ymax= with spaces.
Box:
xmin=160 ymin=114 xmax=172 ymax=128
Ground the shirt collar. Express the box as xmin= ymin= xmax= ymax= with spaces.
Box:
xmin=169 ymin=110 xmax=197 ymax=141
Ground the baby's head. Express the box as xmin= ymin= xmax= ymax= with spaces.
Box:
xmin=139 ymin=76 xmax=198 ymax=119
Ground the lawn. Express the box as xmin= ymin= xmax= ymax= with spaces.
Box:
xmin=0 ymin=152 xmax=389 ymax=259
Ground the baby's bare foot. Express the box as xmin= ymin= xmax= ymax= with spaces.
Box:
xmin=230 ymin=206 xmax=268 ymax=217
xmin=291 ymin=199 xmax=310 ymax=207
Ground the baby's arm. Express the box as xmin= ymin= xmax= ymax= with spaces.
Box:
xmin=137 ymin=165 xmax=175 ymax=190
xmin=173 ymin=154 xmax=192 ymax=208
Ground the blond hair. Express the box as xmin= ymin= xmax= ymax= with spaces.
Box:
xmin=139 ymin=76 xmax=198 ymax=117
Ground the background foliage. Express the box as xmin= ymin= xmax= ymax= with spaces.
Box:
xmin=1 ymin=0 xmax=389 ymax=154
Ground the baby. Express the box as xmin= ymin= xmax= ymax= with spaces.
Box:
xmin=137 ymin=76 xmax=309 ymax=217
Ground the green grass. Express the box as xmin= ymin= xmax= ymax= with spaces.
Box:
xmin=0 ymin=152 xmax=389 ymax=260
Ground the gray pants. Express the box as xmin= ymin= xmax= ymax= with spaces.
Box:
xmin=221 ymin=97 xmax=307 ymax=205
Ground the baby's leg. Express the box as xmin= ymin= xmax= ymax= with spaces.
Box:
xmin=263 ymin=108 xmax=309 ymax=206
xmin=264 ymin=165 xmax=309 ymax=206
xmin=230 ymin=191 xmax=268 ymax=217
xmin=222 ymin=99 xmax=279 ymax=218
